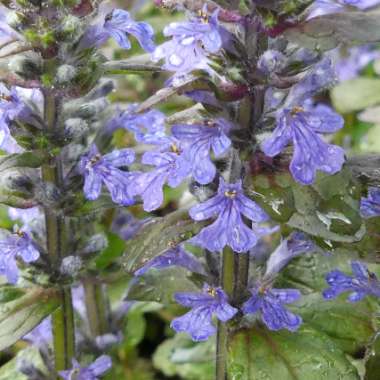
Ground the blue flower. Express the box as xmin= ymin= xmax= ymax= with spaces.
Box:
xmin=360 ymin=187 xmax=380 ymax=218
xmin=130 ymin=139 xmax=190 ymax=211
xmin=334 ymin=45 xmax=380 ymax=82
xmin=81 ymin=9 xmax=155 ymax=52
xmin=59 ymin=355 xmax=112 ymax=380
xmin=0 ymin=226 xmax=40 ymax=284
xmin=0 ymin=85 xmax=36 ymax=152
xmin=242 ymin=286 xmax=302 ymax=332
xmin=107 ymin=106 xmax=166 ymax=144
xmin=152 ymin=7 xmax=222 ymax=75
xmin=189 ymin=178 xmax=268 ymax=253
xmin=323 ymin=261 xmax=380 ymax=302
xmin=171 ymin=284 xmax=238 ymax=341
xmin=172 ymin=119 xmax=232 ymax=184
xmin=134 ymin=245 xmax=205 ymax=276
xmin=23 ymin=317 xmax=52 ymax=346
xmin=265 ymin=232 xmax=316 ymax=277
xmin=78 ymin=144 xmax=135 ymax=205
xmin=261 ymin=59 xmax=345 ymax=185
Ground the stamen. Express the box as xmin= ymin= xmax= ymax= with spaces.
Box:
xmin=224 ymin=190 xmax=237 ymax=198
xmin=290 ymin=106 xmax=304 ymax=116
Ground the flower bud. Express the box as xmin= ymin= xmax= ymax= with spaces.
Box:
xmin=60 ymin=255 xmax=82 ymax=277
xmin=60 ymin=15 xmax=83 ymax=39
xmin=8 ymin=53 xmax=42 ymax=80
xmin=56 ymin=64 xmax=77 ymax=84
xmin=64 ymin=118 xmax=89 ymax=140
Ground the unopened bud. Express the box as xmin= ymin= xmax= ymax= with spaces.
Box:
xmin=56 ymin=64 xmax=77 ymax=84
xmin=60 ymin=255 xmax=82 ymax=276
xmin=8 ymin=53 xmax=42 ymax=80
xmin=64 ymin=118 xmax=89 ymax=140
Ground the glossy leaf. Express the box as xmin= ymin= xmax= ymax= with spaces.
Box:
xmin=228 ymin=326 xmax=360 ymax=380
xmin=126 ymin=267 xmax=200 ymax=304
xmin=122 ymin=210 xmax=207 ymax=274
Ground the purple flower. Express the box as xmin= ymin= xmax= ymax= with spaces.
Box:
xmin=130 ymin=140 xmax=190 ymax=211
xmin=189 ymin=178 xmax=268 ymax=253
xmin=59 ymin=355 xmax=112 ymax=380
xmin=307 ymin=0 xmax=380 ymax=19
xmin=242 ymin=286 xmax=302 ymax=332
xmin=0 ymin=226 xmax=40 ymax=284
xmin=171 ymin=284 xmax=238 ymax=341
xmin=334 ymin=45 xmax=380 ymax=82
xmin=0 ymin=85 xmax=35 ymax=152
xmin=107 ymin=106 xmax=166 ymax=144
xmin=262 ymin=60 xmax=345 ymax=185
xmin=323 ymin=261 xmax=380 ymax=301
xmin=23 ymin=317 xmax=52 ymax=346
xmin=152 ymin=7 xmax=222 ymax=75
xmin=81 ymin=9 xmax=155 ymax=52
xmin=265 ymin=232 xmax=316 ymax=277
xmin=172 ymin=119 xmax=232 ymax=184
xmin=360 ymin=187 xmax=380 ymax=218
xmin=134 ymin=245 xmax=205 ymax=276
xmin=78 ymin=144 xmax=135 ymax=205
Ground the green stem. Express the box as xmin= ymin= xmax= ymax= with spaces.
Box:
xmin=233 ymin=252 xmax=250 ymax=304
xmin=42 ymin=92 xmax=75 ymax=375
xmin=83 ymin=280 xmax=109 ymax=337
xmin=216 ymin=247 xmax=235 ymax=380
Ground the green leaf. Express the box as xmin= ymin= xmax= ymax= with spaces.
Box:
xmin=153 ymin=334 xmax=215 ymax=380
xmin=0 ymin=286 xmax=26 ymax=303
xmin=331 ymin=78 xmax=380 ymax=113
xmin=126 ymin=267 xmax=200 ymax=304
xmin=96 ymin=232 xmax=126 ymax=270
xmin=0 ymin=286 xmax=59 ymax=350
xmin=228 ymin=326 xmax=360 ymax=380
xmin=123 ymin=302 xmax=162 ymax=350
xmin=122 ymin=210 xmax=207 ymax=274
xmin=285 ymin=10 xmax=380 ymax=52
xmin=364 ymin=333 xmax=380 ymax=380
xmin=0 ymin=151 xmax=47 ymax=172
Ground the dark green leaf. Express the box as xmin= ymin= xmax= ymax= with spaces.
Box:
xmin=228 ymin=326 xmax=360 ymax=380
xmin=96 ymin=232 xmax=126 ymax=270
xmin=122 ymin=210 xmax=207 ymax=274
xmin=365 ymin=333 xmax=380 ymax=380
xmin=126 ymin=267 xmax=200 ymax=304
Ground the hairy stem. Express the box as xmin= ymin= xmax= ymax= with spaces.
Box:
xmin=216 ymin=246 xmax=235 ymax=380
xmin=83 ymin=280 xmax=109 ymax=337
xmin=42 ymin=92 xmax=75 ymax=375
